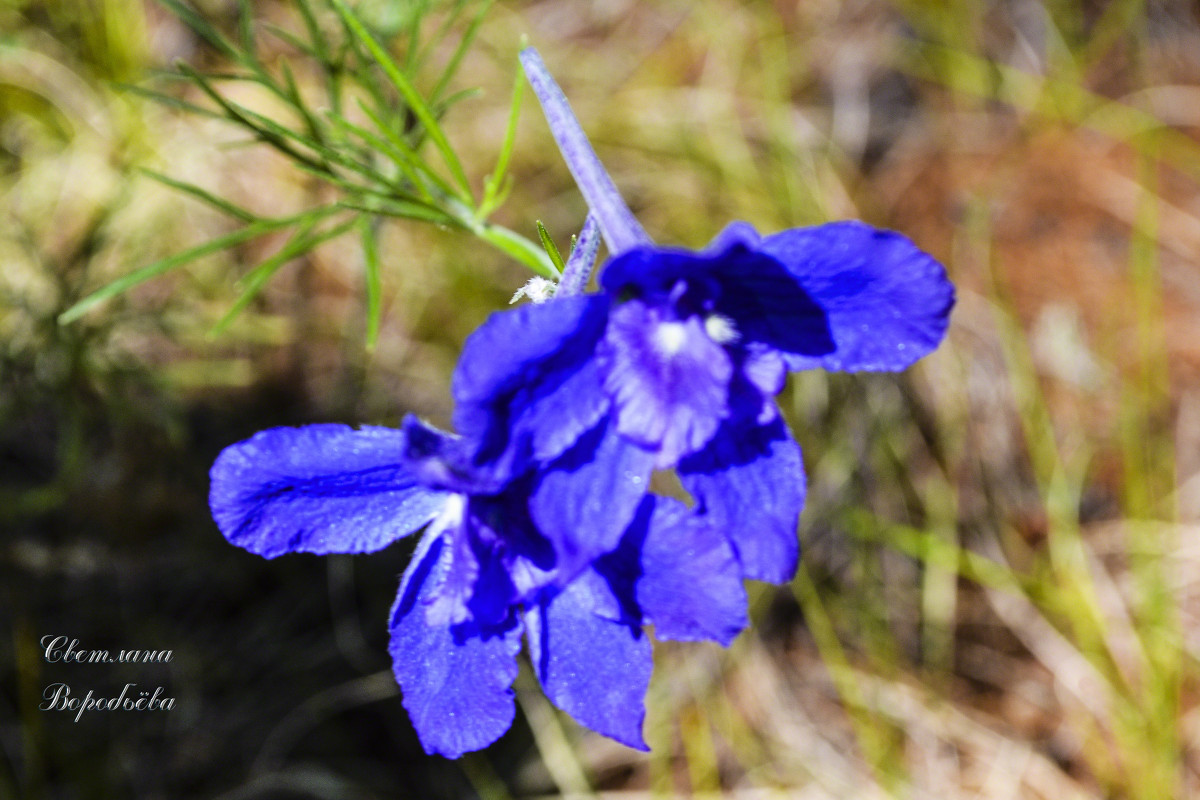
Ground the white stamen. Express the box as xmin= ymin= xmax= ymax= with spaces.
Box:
xmin=704 ymin=313 xmax=739 ymax=344
xmin=510 ymin=277 xmax=557 ymax=304
xmin=654 ymin=321 xmax=688 ymax=355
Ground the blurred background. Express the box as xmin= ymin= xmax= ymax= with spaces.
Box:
xmin=4 ymin=0 xmax=1200 ymax=797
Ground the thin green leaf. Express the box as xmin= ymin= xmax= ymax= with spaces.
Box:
xmin=536 ymin=220 xmax=566 ymax=273
xmin=351 ymin=184 xmax=453 ymax=215
xmin=58 ymin=207 xmax=340 ymax=324
xmin=327 ymin=0 xmax=473 ymax=203
xmin=431 ymin=86 xmax=483 ymax=116
xmin=162 ymin=69 xmax=264 ymax=83
xmin=283 ymin=1 xmax=344 ymax=115
xmin=429 ymin=0 xmax=493 ymax=106
xmin=337 ymin=196 xmax=460 ymax=227
xmin=210 ymin=216 xmax=357 ymax=336
xmin=412 ymin=0 xmax=460 ymax=75
xmin=360 ymin=217 xmax=383 ymax=350
xmin=178 ymin=66 xmax=393 ymax=193
xmin=840 ymin=508 xmax=1025 ymax=594
xmin=326 ymin=110 xmax=433 ymax=201
xmin=296 ymin=0 xmax=331 ymax=62
xmin=176 ymin=62 xmax=330 ymax=174
xmin=279 ymin=59 xmax=327 ymax=145
xmin=481 ymin=175 xmax=513 ymax=221
xmin=476 ymin=223 xmax=558 ymax=279
xmin=237 ymin=0 xmax=256 ymax=59
xmin=404 ymin=0 xmax=434 ymax=74
xmin=263 ymin=22 xmax=322 ymax=60
xmin=330 ymin=11 xmax=389 ymax=115
xmin=116 ymin=83 xmax=226 ymax=120
xmin=287 ymin=158 xmax=382 ymax=199
xmin=355 ymin=97 xmax=459 ymax=200
xmin=480 ymin=58 xmax=523 ymax=218
xmin=139 ymin=168 xmax=257 ymax=222
xmin=158 ymin=0 xmax=240 ymax=60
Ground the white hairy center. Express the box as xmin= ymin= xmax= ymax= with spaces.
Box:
xmin=654 ymin=321 xmax=689 ymax=355
xmin=703 ymin=313 xmax=739 ymax=344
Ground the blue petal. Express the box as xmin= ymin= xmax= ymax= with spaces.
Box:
xmin=475 ymin=489 xmax=560 ymax=602
xmin=738 ymin=344 xmax=786 ymax=424
xmin=209 ymin=424 xmax=449 ymax=559
xmin=703 ymin=246 xmax=836 ymax=360
xmin=419 ymin=496 xmax=484 ymax=628
xmin=389 ymin=530 xmax=523 ymax=758
xmin=525 ymin=577 xmax=651 ymax=750
xmin=678 ymin=415 xmax=805 ymax=584
xmin=704 ymin=220 xmax=761 ymax=253
xmin=528 ymin=419 xmax=654 ymax=579
xmin=598 ymin=245 xmax=722 ymax=301
xmin=633 ymin=497 xmax=748 ymax=645
xmin=519 ymin=48 xmax=652 ymax=255
xmin=597 ymin=298 xmax=732 ymax=466
xmin=598 ymin=243 xmax=837 ymax=366
xmin=452 ymin=294 xmax=611 ymax=470
xmin=420 ymin=492 xmax=543 ymax=629
xmin=755 ymin=221 xmax=955 ymax=372
xmin=400 ymin=416 xmax=504 ymax=495
xmin=592 ymin=496 xmax=747 ymax=645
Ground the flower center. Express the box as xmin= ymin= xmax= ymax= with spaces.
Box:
xmin=654 ymin=321 xmax=689 ymax=355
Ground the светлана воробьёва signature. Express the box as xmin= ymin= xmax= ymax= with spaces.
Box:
xmin=38 ymin=635 xmax=175 ymax=722
xmin=41 ymin=634 xmax=173 ymax=664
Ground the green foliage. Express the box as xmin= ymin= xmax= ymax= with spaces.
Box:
xmin=58 ymin=0 xmax=554 ymax=340
xmin=534 ymin=220 xmax=565 ymax=274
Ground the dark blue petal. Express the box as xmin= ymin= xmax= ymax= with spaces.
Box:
xmin=678 ymin=415 xmax=805 ymax=584
xmin=598 ymin=243 xmax=836 ymax=367
xmin=525 ymin=578 xmax=651 ymax=750
xmin=702 ymin=246 xmax=836 ymax=359
xmin=209 ymin=425 xmax=449 ymax=559
xmin=475 ymin=487 xmax=560 ymax=601
xmin=452 ymin=294 xmax=611 ymax=470
xmin=634 ymin=498 xmax=748 ymax=645
xmin=400 ymin=416 xmax=504 ymax=495
xmin=597 ymin=298 xmax=732 ymax=466
xmin=563 ymin=563 xmax=640 ymax=626
xmin=420 ymin=494 xmax=533 ymax=628
xmin=598 ymin=246 xmax=720 ymax=301
xmin=389 ymin=530 xmax=523 ymax=758
xmin=756 ymin=221 xmax=955 ymax=372
xmin=529 ymin=419 xmax=654 ymax=579
xmin=592 ymin=497 xmax=747 ymax=645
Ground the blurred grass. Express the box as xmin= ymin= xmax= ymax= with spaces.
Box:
xmin=5 ymin=0 xmax=1200 ymax=798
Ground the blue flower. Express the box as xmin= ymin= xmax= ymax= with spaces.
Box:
xmin=208 ymin=45 xmax=955 ymax=761
xmin=451 ymin=49 xmax=955 ymax=585
xmin=209 ymin=415 xmax=748 ymax=757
